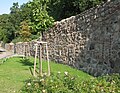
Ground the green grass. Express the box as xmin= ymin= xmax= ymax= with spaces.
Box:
xmin=0 ymin=57 xmax=92 ymax=93
xmin=27 ymin=57 xmax=92 ymax=80
xmin=0 ymin=57 xmax=32 ymax=93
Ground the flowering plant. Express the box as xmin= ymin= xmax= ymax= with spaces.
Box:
xmin=21 ymin=73 xmax=120 ymax=93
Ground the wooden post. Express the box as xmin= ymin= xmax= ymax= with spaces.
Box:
xmin=34 ymin=41 xmax=50 ymax=77
xmin=46 ymin=43 xmax=50 ymax=76
xmin=39 ymin=43 xmax=43 ymax=76
xmin=33 ymin=44 xmax=38 ymax=77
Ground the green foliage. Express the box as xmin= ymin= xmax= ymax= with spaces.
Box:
xmin=0 ymin=14 xmax=15 ymax=43
xmin=30 ymin=34 xmax=40 ymax=40
xmin=21 ymin=72 xmax=79 ymax=93
xmin=0 ymin=3 xmax=21 ymax=43
xmin=9 ymin=2 xmax=21 ymax=36
xmin=19 ymin=21 xmax=31 ymax=42
xmin=48 ymin=0 xmax=105 ymax=20
xmin=11 ymin=37 xmax=23 ymax=43
xmin=79 ymin=74 xmax=120 ymax=93
xmin=98 ymin=74 xmax=120 ymax=88
xmin=0 ymin=0 xmax=54 ymax=43
xmin=28 ymin=0 xmax=54 ymax=34
xmin=0 ymin=0 xmax=108 ymax=42
xmin=21 ymin=73 xmax=120 ymax=93
xmin=20 ymin=3 xmax=32 ymax=21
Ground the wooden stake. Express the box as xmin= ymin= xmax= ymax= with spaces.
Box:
xmin=33 ymin=44 xmax=38 ymax=77
xmin=46 ymin=43 xmax=50 ymax=76
xmin=39 ymin=44 xmax=42 ymax=76
xmin=35 ymin=41 xmax=50 ymax=76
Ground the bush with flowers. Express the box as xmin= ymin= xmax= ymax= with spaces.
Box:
xmin=21 ymin=72 xmax=120 ymax=93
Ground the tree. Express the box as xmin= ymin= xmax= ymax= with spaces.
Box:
xmin=20 ymin=2 xmax=32 ymax=22
xmin=0 ymin=0 xmax=108 ymax=43
xmin=0 ymin=14 xmax=15 ymax=43
xmin=19 ymin=21 xmax=31 ymax=42
xmin=48 ymin=0 xmax=105 ymax=20
xmin=28 ymin=0 xmax=54 ymax=35
xmin=9 ymin=2 xmax=21 ymax=37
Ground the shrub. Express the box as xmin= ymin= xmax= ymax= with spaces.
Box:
xmin=21 ymin=73 xmax=120 ymax=93
xmin=21 ymin=72 xmax=80 ymax=93
xmin=79 ymin=73 xmax=120 ymax=93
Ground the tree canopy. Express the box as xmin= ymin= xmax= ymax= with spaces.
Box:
xmin=48 ymin=0 xmax=107 ymax=20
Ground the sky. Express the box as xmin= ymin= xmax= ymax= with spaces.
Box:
xmin=0 ymin=0 xmax=31 ymax=14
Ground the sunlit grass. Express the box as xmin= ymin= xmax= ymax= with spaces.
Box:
xmin=0 ymin=57 xmax=92 ymax=93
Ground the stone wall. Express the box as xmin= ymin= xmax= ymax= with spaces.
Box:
xmin=3 ymin=41 xmax=47 ymax=59
xmin=42 ymin=0 xmax=120 ymax=76
xmin=2 ymin=41 xmax=35 ymax=56
xmin=3 ymin=0 xmax=120 ymax=76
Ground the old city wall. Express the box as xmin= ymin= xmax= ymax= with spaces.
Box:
xmin=42 ymin=0 xmax=120 ymax=76
xmin=3 ymin=0 xmax=120 ymax=76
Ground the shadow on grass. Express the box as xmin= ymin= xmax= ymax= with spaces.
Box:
xmin=29 ymin=67 xmax=33 ymax=76
xmin=19 ymin=58 xmax=34 ymax=66
xmin=19 ymin=57 xmax=39 ymax=76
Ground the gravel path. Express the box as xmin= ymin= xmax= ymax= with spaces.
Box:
xmin=0 ymin=47 xmax=14 ymax=59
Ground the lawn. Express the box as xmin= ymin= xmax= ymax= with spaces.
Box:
xmin=0 ymin=57 xmax=92 ymax=93
xmin=0 ymin=57 xmax=32 ymax=93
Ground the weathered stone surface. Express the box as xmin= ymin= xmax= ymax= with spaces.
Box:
xmin=42 ymin=0 xmax=120 ymax=76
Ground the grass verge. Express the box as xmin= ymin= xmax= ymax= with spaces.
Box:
xmin=0 ymin=57 xmax=92 ymax=93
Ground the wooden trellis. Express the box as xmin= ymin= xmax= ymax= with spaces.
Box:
xmin=33 ymin=41 xmax=50 ymax=77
